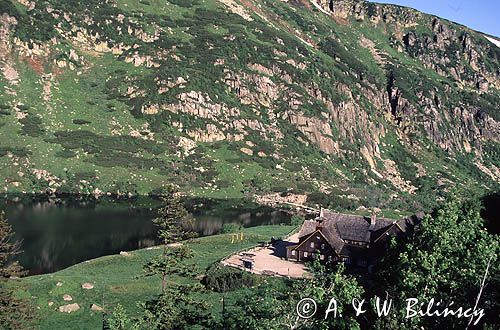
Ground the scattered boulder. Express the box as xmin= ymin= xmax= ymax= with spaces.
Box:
xmin=240 ymin=147 xmax=253 ymax=156
xmin=81 ymin=283 xmax=94 ymax=290
xmin=91 ymin=304 xmax=104 ymax=312
xmin=119 ymin=251 xmax=131 ymax=257
xmin=56 ymin=282 xmax=63 ymax=287
xmin=59 ymin=303 xmax=80 ymax=313
xmin=48 ymin=301 xmax=54 ymax=307
xmin=63 ymin=294 xmax=73 ymax=301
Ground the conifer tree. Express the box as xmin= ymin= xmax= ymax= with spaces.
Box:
xmin=0 ymin=211 xmax=35 ymax=329
xmin=143 ymin=187 xmax=196 ymax=292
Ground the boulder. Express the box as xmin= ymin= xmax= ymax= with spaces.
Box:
xmin=56 ymin=282 xmax=63 ymax=287
xmin=81 ymin=283 xmax=94 ymax=290
xmin=63 ymin=294 xmax=73 ymax=301
xmin=59 ymin=303 xmax=80 ymax=313
xmin=91 ymin=304 xmax=104 ymax=312
xmin=119 ymin=251 xmax=131 ymax=257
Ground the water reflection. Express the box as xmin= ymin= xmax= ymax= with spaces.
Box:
xmin=1 ymin=198 xmax=289 ymax=275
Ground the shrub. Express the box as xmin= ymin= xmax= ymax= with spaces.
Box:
xmin=19 ymin=115 xmax=44 ymax=137
xmin=0 ymin=146 xmax=31 ymax=157
xmin=290 ymin=215 xmax=304 ymax=226
xmin=72 ymin=119 xmax=91 ymax=125
xmin=204 ymin=264 xmax=257 ymax=292
xmin=219 ymin=223 xmax=240 ymax=234
xmin=55 ymin=149 xmax=76 ymax=158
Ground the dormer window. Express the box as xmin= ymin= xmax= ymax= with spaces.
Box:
xmin=321 ymin=243 xmax=325 ymax=250
xmin=310 ymin=242 xmax=315 ymax=248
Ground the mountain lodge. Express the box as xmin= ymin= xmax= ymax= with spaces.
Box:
xmin=286 ymin=209 xmax=423 ymax=271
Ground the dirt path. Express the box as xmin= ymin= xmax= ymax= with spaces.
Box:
xmin=222 ymin=232 xmax=310 ymax=278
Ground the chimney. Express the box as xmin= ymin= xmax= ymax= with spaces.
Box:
xmin=370 ymin=211 xmax=377 ymax=227
xmin=316 ymin=214 xmax=324 ymax=231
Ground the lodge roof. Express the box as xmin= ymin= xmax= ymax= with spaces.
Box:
xmin=296 ymin=209 xmax=423 ymax=256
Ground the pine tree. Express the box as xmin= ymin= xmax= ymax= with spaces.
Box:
xmin=0 ymin=211 xmax=35 ymax=329
xmin=143 ymin=187 xmax=196 ymax=292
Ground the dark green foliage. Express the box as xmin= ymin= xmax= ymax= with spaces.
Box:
xmin=219 ymin=223 xmax=239 ymax=234
xmin=2 ymin=0 xmax=58 ymax=42
xmin=307 ymin=191 xmax=358 ymax=211
xmin=374 ymin=196 xmax=500 ymax=329
xmin=47 ymin=130 xmax=168 ymax=155
xmin=0 ymin=212 xmax=36 ymax=329
xmin=54 ymin=148 xmax=76 ymax=158
xmin=289 ymin=214 xmax=304 ymax=226
xmin=89 ymin=150 xmax=165 ymax=170
xmin=220 ymin=284 xmax=298 ymax=330
xmin=319 ymin=36 xmax=378 ymax=84
xmin=143 ymin=188 xmax=197 ymax=292
xmin=220 ymin=262 xmax=364 ymax=330
xmin=481 ymin=191 xmax=500 ymax=235
xmin=107 ymin=289 xmax=212 ymax=330
xmin=72 ymin=119 xmax=91 ymax=125
xmin=108 ymin=188 xmax=210 ymax=329
xmin=19 ymin=115 xmax=44 ymax=137
xmin=168 ymin=0 xmax=198 ymax=8
xmin=204 ymin=264 xmax=257 ymax=292
xmin=0 ymin=146 xmax=31 ymax=157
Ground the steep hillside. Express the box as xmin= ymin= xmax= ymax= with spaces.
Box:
xmin=0 ymin=0 xmax=499 ymax=211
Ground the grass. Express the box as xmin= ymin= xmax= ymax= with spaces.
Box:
xmin=13 ymin=224 xmax=296 ymax=330
xmin=0 ymin=0 xmax=498 ymax=212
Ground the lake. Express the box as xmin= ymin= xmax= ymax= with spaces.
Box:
xmin=1 ymin=196 xmax=290 ymax=275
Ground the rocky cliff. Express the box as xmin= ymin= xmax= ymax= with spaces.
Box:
xmin=0 ymin=0 xmax=498 ymax=212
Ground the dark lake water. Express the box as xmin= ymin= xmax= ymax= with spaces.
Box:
xmin=1 ymin=197 xmax=290 ymax=275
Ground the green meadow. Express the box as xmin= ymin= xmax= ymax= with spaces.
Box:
xmin=13 ymin=225 xmax=296 ymax=330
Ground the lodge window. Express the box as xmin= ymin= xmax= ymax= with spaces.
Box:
xmin=342 ymin=257 xmax=351 ymax=264
xmin=291 ymin=250 xmax=296 ymax=256
xmin=304 ymin=252 xmax=308 ymax=257
xmin=320 ymin=254 xmax=325 ymax=260
xmin=328 ymin=256 xmax=333 ymax=261
xmin=310 ymin=242 xmax=315 ymax=248
xmin=321 ymin=243 xmax=325 ymax=250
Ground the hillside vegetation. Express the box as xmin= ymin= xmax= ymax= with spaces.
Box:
xmin=0 ymin=0 xmax=499 ymax=212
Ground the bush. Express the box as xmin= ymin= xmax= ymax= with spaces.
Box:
xmin=19 ymin=115 xmax=44 ymax=137
xmin=290 ymin=215 xmax=304 ymax=226
xmin=72 ymin=119 xmax=91 ymax=125
xmin=219 ymin=223 xmax=240 ymax=234
xmin=204 ymin=264 xmax=257 ymax=292
xmin=55 ymin=149 xmax=76 ymax=158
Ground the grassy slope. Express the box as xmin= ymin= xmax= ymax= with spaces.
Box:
xmin=0 ymin=0 xmax=498 ymax=211
xmin=14 ymin=225 xmax=296 ymax=330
